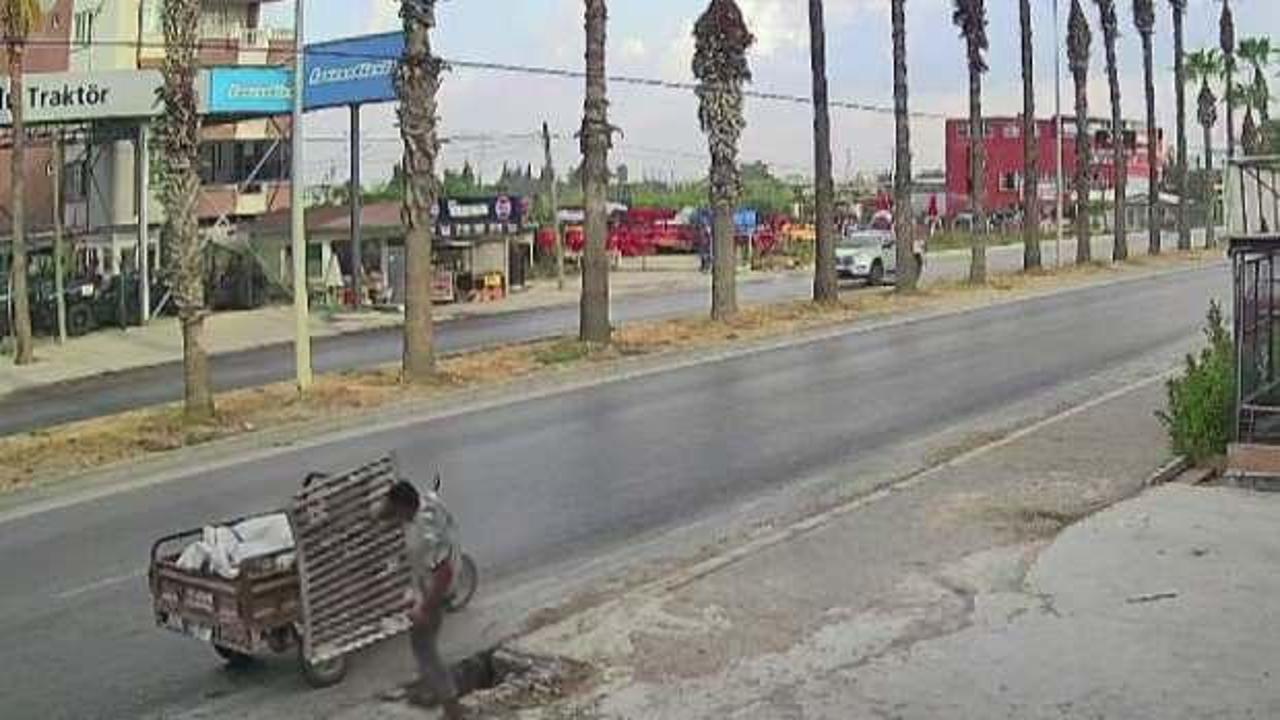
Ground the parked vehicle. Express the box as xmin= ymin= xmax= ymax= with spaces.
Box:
xmin=835 ymin=228 xmax=924 ymax=285
xmin=1 ymin=276 xmax=102 ymax=339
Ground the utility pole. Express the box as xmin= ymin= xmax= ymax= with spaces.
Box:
xmin=542 ymin=121 xmax=564 ymax=291
xmin=1053 ymin=0 xmax=1065 ymax=268
xmin=52 ymin=132 xmax=67 ymax=343
xmin=290 ymin=0 xmax=313 ymax=390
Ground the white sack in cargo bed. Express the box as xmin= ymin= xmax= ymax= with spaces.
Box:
xmin=175 ymin=513 xmax=295 ymax=579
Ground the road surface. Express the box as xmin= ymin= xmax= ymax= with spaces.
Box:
xmin=0 ymin=262 xmax=1225 ymax=720
xmin=0 ymin=239 xmax=1121 ymax=436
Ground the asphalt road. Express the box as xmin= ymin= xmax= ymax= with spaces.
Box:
xmin=0 ymin=262 xmax=1224 ymax=720
xmin=0 ymin=239 xmax=1096 ymax=436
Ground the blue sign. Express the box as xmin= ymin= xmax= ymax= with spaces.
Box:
xmin=206 ymin=67 xmax=293 ymax=115
xmin=304 ymin=32 xmax=403 ymax=110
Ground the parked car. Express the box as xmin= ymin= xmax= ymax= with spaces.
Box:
xmin=0 ymin=273 xmax=167 ymax=339
xmin=835 ymin=229 xmax=924 ymax=285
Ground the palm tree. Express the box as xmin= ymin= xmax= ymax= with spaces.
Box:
xmin=1220 ymin=0 xmax=1236 ymax=158
xmin=1094 ymin=0 xmax=1126 ymax=261
xmin=809 ymin=0 xmax=838 ymax=303
xmin=580 ymin=0 xmax=612 ymax=342
xmin=1018 ymin=0 xmax=1040 ymax=270
xmin=1238 ymin=37 xmax=1273 ymax=124
xmin=157 ymin=0 xmax=213 ymax=420
xmin=1239 ymin=81 xmax=1266 ymax=155
xmin=1170 ymin=0 xmax=1190 ymax=250
xmin=693 ymin=0 xmax=754 ymax=321
xmin=1068 ymin=0 xmax=1093 ymax=264
xmin=891 ymin=0 xmax=920 ymax=291
xmin=1185 ymin=48 xmax=1222 ymax=247
xmin=953 ymin=0 xmax=989 ymax=284
xmin=1133 ymin=0 xmax=1158 ymax=255
xmin=1 ymin=0 xmax=41 ymax=366
xmin=395 ymin=0 xmax=443 ymax=380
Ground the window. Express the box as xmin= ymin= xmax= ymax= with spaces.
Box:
xmin=1003 ymin=124 xmax=1020 ymax=140
xmin=73 ymin=9 xmax=96 ymax=47
xmin=1000 ymin=172 xmax=1022 ymax=192
xmin=140 ymin=0 xmax=162 ymax=35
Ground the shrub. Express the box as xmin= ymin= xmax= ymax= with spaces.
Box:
xmin=1158 ymin=301 xmax=1235 ymax=464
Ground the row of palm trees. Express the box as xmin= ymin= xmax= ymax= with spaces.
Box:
xmin=3 ymin=1 xmax=1275 ymax=423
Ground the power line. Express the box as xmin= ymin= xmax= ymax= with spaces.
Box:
xmin=15 ymin=36 xmax=948 ymax=120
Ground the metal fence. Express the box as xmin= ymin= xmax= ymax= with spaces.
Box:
xmin=1229 ymin=157 xmax=1280 ymax=442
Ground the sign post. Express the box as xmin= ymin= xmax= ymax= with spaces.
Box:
xmin=292 ymin=0 xmax=314 ymax=391
xmin=136 ymin=123 xmax=151 ymax=322
xmin=350 ymin=104 xmax=363 ymax=308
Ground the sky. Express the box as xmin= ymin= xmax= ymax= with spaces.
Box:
xmin=263 ymin=0 xmax=1280 ymax=187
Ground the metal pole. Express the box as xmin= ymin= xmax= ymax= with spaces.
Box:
xmin=136 ymin=123 xmax=151 ymax=323
xmin=53 ymin=132 xmax=67 ymax=343
xmin=1053 ymin=0 xmax=1065 ymax=267
xmin=291 ymin=0 xmax=313 ymax=390
xmin=542 ymin=121 xmax=564 ymax=291
xmin=350 ymin=103 xmax=363 ymax=308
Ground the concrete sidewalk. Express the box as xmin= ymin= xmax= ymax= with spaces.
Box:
xmin=349 ymin=378 xmax=1277 ymax=719
xmin=0 ymin=257 xmax=762 ymax=396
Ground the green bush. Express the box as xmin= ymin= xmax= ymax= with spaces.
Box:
xmin=1158 ymin=301 xmax=1235 ymax=464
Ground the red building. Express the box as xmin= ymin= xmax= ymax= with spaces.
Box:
xmin=944 ymin=116 xmax=1166 ymax=219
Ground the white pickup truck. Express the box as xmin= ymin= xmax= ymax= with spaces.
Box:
xmin=835 ymin=229 xmax=924 ymax=285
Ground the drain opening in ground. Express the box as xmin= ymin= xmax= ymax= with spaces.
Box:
xmin=410 ymin=648 xmax=594 ymax=711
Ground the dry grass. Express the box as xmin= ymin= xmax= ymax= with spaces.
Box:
xmin=0 ymin=251 xmax=1213 ymax=494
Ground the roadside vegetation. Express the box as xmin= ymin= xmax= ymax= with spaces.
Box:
xmin=1158 ymin=301 xmax=1234 ymax=465
xmin=0 ymin=251 xmax=1213 ymax=494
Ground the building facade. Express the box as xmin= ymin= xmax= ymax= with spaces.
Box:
xmin=944 ymin=116 xmax=1167 ymax=219
xmin=0 ymin=0 xmax=74 ymax=245
xmin=0 ymin=0 xmax=294 ymax=277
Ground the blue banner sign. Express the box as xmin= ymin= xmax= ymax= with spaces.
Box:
xmin=206 ymin=67 xmax=293 ymax=115
xmin=304 ymin=32 xmax=403 ymax=110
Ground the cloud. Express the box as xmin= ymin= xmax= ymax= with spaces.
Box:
xmin=621 ymin=37 xmax=648 ymax=62
xmin=738 ymin=0 xmax=888 ymax=56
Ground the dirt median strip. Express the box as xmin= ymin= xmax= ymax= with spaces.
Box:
xmin=0 ymin=251 xmax=1218 ymax=495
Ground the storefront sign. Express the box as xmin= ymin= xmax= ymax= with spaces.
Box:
xmin=0 ymin=70 xmax=163 ymax=125
xmin=304 ymin=32 xmax=403 ymax=110
xmin=206 ymin=67 xmax=293 ymax=115
xmin=437 ymin=196 xmax=529 ymax=227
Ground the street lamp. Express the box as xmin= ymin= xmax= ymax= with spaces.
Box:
xmin=291 ymin=0 xmax=313 ymax=390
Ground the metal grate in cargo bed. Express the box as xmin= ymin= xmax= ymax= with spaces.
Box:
xmin=289 ymin=455 xmax=412 ymax=664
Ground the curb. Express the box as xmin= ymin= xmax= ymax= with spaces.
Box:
xmin=1146 ymin=456 xmax=1192 ymax=487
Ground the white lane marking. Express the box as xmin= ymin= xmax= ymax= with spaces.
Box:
xmin=649 ymin=368 xmax=1176 ymax=595
xmin=54 ymin=568 xmax=147 ymax=601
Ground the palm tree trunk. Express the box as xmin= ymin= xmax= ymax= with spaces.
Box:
xmin=7 ymin=44 xmax=33 ymax=365
xmin=1172 ymin=7 xmax=1189 ymax=250
xmin=160 ymin=0 xmax=213 ymax=421
xmin=1202 ymin=117 xmax=1215 ymax=249
xmin=1141 ymin=33 xmax=1159 ymax=255
xmin=809 ymin=0 xmax=838 ymax=303
xmin=1225 ymin=61 xmax=1236 ymax=158
xmin=968 ymin=65 xmax=987 ymax=285
xmin=1074 ymin=69 xmax=1092 ymax=264
xmin=891 ymin=0 xmax=918 ymax=291
xmin=1104 ymin=39 xmax=1127 ymax=260
xmin=580 ymin=0 xmax=612 ymax=342
xmin=711 ymin=199 xmax=736 ymax=319
xmin=397 ymin=3 xmax=441 ymax=380
xmin=1019 ymin=0 xmax=1040 ymax=271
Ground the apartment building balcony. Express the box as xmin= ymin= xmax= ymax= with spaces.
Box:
xmin=138 ymin=25 xmax=295 ymax=68
xmin=137 ymin=0 xmax=295 ymax=69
